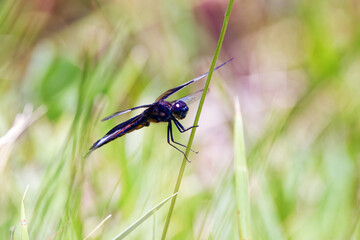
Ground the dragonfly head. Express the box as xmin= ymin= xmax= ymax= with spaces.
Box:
xmin=171 ymin=100 xmax=189 ymax=119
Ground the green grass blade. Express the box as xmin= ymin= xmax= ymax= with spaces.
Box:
xmin=161 ymin=0 xmax=234 ymax=238
xmin=350 ymin=207 xmax=360 ymax=240
xmin=234 ymin=99 xmax=251 ymax=239
xmin=83 ymin=214 xmax=112 ymax=240
xmin=351 ymin=221 xmax=360 ymax=240
xmin=112 ymin=192 xmax=177 ymax=240
xmin=21 ymin=185 xmax=30 ymax=240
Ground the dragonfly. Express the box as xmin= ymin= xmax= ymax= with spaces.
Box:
xmin=89 ymin=58 xmax=233 ymax=162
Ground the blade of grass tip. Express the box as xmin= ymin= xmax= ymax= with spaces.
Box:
xmin=161 ymin=0 xmax=234 ymax=238
xmin=351 ymin=220 xmax=360 ymax=240
xmin=153 ymin=214 xmax=156 ymax=240
xmin=21 ymin=184 xmax=30 ymax=240
xmin=10 ymin=226 xmax=15 ymax=240
xmin=234 ymin=98 xmax=252 ymax=240
xmin=112 ymin=192 xmax=177 ymax=240
xmin=350 ymin=206 xmax=360 ymax=240
xmin=83 ymin=214 xmax=112 ymax=240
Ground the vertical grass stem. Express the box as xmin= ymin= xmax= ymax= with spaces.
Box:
xmin=161 ymin=0 xmax=234 ymax=238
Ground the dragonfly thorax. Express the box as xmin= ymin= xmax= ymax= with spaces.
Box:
xmin=144 ymin=101 xmax=173 ymax=122
xmin=171 ymin=100 xmax=188 ymax=120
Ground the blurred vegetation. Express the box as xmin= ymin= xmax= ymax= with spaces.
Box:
xmin=0 ymin=0 xmax=360 ymax=239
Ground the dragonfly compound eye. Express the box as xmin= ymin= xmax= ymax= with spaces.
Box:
xmin=172 ymin=101 xmax=188 ymax=119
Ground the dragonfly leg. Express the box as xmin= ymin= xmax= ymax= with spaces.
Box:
xmin=168 ymin=122 xmax=198 ymax=154
xmin=173 ymin=118 xmax=198 ymax=133
xmin=167 ymin=123 xmax=191 ymax=163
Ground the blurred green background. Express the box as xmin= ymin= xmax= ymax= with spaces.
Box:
xmin=1 ymin=0 xmax=360 ymax=239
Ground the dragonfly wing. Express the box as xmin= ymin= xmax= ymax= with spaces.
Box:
xmin=156 ymin=58 xmax=233 ymax=101
xmin=101 ymin=104 xmax=153 ymax=121
xmin=171 ymin=89 xmax=206 ymax=105
xmin=155 ymin=81 xmax=196 ymax=102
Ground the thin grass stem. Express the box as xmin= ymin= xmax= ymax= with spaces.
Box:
xmin=161 ymin=0 xmax=235 ymax=238
xmin=21 ymin=184 xmax=30 ymax=240
xmin=234 ymin=98 xmax=251 ymax=239
xmin=83 ymin=214 xmax=112 ymax=240
xmin=112 ymin=193 xmax=177 ymax=240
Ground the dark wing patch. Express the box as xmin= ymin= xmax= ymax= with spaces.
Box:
xmin=156 ymin=58 xmax=233 ymax=101
xmin=102 ymin=104 xmax=153 ymax=121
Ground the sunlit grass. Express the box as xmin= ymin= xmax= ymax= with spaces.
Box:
xmin=21 ymin=185 xmax=29 ymax=240
xmin=1 ymin=0 xmax=360 ymax=239
xmin=234 ymin=99 xmax=251 ymax=240
xmin=113 ymin=193 xmax=177 ymax=240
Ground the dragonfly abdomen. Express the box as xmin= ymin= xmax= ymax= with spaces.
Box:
xmin=89 ymin=115 xmax=149 ymax=152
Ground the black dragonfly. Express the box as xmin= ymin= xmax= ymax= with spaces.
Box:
xmin=89 ymin=58 xmax=233 ymax=161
